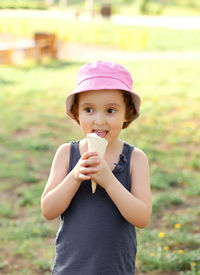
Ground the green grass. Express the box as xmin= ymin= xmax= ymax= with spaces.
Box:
xmin=0 ymin=59 xmax=200 ymax=274
xmin=114 ymin=1 xmax=200 ymax=16
xmin=0 ymin=0 xmax=47 ymax=10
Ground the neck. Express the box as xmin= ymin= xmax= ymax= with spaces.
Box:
xmin=105 ymin=138 xmax=123 ymax=155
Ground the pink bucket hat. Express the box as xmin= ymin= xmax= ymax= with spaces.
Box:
xmin=66 ymin=60 xmax=141 ymax=121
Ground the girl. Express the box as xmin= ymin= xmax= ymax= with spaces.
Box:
xmin=41 ymin=60 xmax=152 ymax=275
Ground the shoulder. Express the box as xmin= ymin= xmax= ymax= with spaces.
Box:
xmin=54 ymin=142 xmax=71 ymax=160
xmin=56 ymin=143 xmax=71 ymax=156
xmin=51 ymin=143 xmax=71 ymax=171
xmin=132 ymin=146 xmax=148 ymax=161
xmin=130 ymin=146 xmax=149 ymax=172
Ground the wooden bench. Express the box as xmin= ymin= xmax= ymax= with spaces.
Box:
xmin=0 ymin=39 xmax=36 ymax=65
xmin=0 ymin=33 xmax=57 ymax=65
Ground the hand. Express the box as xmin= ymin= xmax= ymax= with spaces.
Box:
xmin=72 ymin=152 xmax=100 ymax=184
xmin=89 ymin=157 xmax=114 ymax=191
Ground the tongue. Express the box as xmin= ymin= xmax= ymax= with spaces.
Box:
xmin=94 ymin=131 xmax=107 ymax=138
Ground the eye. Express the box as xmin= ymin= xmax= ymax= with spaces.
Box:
xmin=107 ymin=108 xmax=116 ymax=114
xmin=84 ymin=107 xmax=93 ymax=113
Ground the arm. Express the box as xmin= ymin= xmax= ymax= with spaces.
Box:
xmin=91 ymin=148 xmax=152 ymax=228
xmin=105 ymin=148 xmax=151 ymax=228
xmin=41 ymin=143 xmax=79 ymax=220
xmin=41 ymin=143 xmax=99 ymax=220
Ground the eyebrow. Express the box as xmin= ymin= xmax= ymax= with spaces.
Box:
xmin=80 ymin=102 xmax=121 ymax=108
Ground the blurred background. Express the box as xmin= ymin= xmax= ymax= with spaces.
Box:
xmin=0 ymin=1 xmax=200 ymax=274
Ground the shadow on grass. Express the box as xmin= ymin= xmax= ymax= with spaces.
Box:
xmin=42 ymin=60 xmax=84 ymax=69
xmin=0 ymin=79 xmax=16 ymax=85
xmin=16 ymin=60 xmax=84 ymax=71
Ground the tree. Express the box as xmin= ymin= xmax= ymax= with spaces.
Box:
xmin=138 ymin=0 xmax=150 ymax=14
xmin=45 ymin=0 xmax=55 ymax=6
xmin=85 ymin=0 xmax=93 ymax=12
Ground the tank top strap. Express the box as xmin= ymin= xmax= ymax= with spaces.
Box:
xmin=123 ymin=141 xmax=134 ymax=158
xmin=124 ymin=142 xmax=134 ymax=187
xmin=68 ymin=141 xmax=80 ymax=173
xmin=113 ymin=142 xmax=134 ymax=173
xmin=113 ymin=142 xmax=134 ymax=191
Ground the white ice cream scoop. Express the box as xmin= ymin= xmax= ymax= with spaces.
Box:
xmin=87 ymin=133 xmax=108 ymax=193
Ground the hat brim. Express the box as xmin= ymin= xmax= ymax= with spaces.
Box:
xmin=66 ymin=77 xmax=141 ymax=121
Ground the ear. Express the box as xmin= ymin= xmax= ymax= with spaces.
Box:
xmin=124 ymin=114 xmax=128 ymax=122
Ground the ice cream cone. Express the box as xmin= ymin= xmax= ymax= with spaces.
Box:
xmin=87 ymin=133 xmax=108 ymax=193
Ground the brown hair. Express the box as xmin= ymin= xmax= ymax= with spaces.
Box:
xmin=122 ymin=91 xmax=137 ymax=129
xmin=71 ymin=91 xmax=137 ymax=129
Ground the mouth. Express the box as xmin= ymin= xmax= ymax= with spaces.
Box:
xmin=93 ymin=130 xmax=108 ymax=138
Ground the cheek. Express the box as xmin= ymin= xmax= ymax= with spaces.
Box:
xmin=111 ymin=115 xmax=124 ymax=128
xmin=78 ymin=113 xmax=92 ymax=128
xmin=79 ymin=111 xmax=88 ymax=121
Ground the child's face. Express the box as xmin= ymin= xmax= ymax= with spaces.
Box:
xmin=78 ymin=89 xmax=127 ymax=145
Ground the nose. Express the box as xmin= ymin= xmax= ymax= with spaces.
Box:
xmin=94 ymin=112 xmax=105 ymax=125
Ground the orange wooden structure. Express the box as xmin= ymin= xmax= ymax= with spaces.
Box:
xmin=0 ymin=32 xmax=57 ymax=65
xmin=0 ymin=49 xmax=12 ymax=64
xmin=34 ymin=32 xmax=57 ymax=61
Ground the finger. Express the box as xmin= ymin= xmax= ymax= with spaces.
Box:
xmin=79 ymin=174 xmax=91 ymax=180
xmin=87 ymin=156 xmax=101 ymax=161
xmin=80 ymin=167 xmax=98 ymax=175
xmin=81 ymin=158 xmax=100 ymax=167
xmin=82 ymin=151 xmax=99 ymax=160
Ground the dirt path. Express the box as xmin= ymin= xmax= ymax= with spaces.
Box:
xmin=58 ymin=42 xmax=200 ymax=62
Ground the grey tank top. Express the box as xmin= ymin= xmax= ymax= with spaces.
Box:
xmin=52 ymin=141 xmax=137 ymax=275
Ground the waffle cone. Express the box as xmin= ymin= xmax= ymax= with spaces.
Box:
xmin=87 ymin=133 xmax=108 ymax=193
